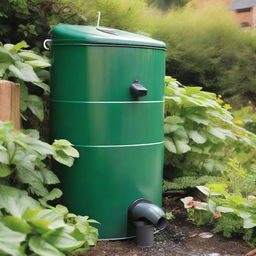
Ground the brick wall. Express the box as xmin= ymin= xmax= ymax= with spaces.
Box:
xmin=231 ymin=7 xmax=254 ymax=27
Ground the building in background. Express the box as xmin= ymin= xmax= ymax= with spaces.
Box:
xmin=229 ymin=0 xmax=256 ymax=28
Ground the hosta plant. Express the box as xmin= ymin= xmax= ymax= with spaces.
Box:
xmin=0 ymin=122 xmax=98 ymax=255
xmin=164 ymin=77 xmax=256 ymax=177
xmin=0 ymin=41 xmax=50 ymax=121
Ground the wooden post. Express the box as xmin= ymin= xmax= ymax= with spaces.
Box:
xmin=0 ymin=80 xmax=21 ymax=130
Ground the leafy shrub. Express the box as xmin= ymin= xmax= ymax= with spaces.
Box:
xmin=232 ymin=105 xmax=256 ymax=134
xmin=0 ymin=122 xmax=98 ymax=255
xmin=0 ymin=41 xmax=50 ymax=121
xmin=163 ymin=176 xmax=223 ymax=190
xmin=181 ymin=159 xmax=256 ymax=246
xmin=153 ymin=3 xmax=256 ymax=104
xmin=164 ymin=77 xmax=256 ymax=178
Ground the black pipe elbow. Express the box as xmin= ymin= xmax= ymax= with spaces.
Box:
xmin=128 ymin=198 xmax=169 ymax=230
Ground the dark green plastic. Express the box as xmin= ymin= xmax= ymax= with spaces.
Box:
xmin=50 ymin=24 xmax=166 ymax=239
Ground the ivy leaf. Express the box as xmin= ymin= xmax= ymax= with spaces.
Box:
xmin=29 ymin=236 xmax=65 ymax=256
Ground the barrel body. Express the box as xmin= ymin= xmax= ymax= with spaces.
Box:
xmin=51 ymin=37 xmax=165 ymax=239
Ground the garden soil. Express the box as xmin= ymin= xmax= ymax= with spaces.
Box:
xmin=81 ymin=195 xmax=252 ymax=256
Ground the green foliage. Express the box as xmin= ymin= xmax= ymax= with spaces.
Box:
xmin=232 ymin=105 xmax=256 ymax=134
xmin=0 ymin=122 xmax=98 ymax=255
xmin=0 ymin=41 xmax=50 ymax=121
xmin=146 ymin=0 xmax=190 ymax=10
xmin=163 ymin=176 xmax=222 ymax=190
xmin=165 ymin=211 xmax=174 ymax=221
xmin=1 ymin=0 xmax=256 ymax=104
xmin=181 ymin=160 xmax=256 ymax=246
xmin=153 ymin=3 xmax=256 ymax=103
xmin=164 ymin=77 xmax=256 ymax=177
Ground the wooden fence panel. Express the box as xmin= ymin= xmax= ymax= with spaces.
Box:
xmin=0 ymin=80 xmax=21 ymax=130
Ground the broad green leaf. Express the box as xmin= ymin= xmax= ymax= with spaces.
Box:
xmin=165 ymin=116 xmax=184 ymax=124
xmin=208 ymin=127 xmax=226 ymax=140
xmin=184 ymin=86 xmax=202 ymax=95
xmin=15 ymin=154 xmax=37 ymax=170
xmin=53 ymin=151 xmax=74 ymax=167
xmin=3 ymin=216 xmax=31 ymax=234
xmin=9 ymin=61 xmax=40 ymax=82
xmin=44 ymin=229 xmax=84 ymax=252
xmin=0 ymin=185 xmax=40 ymax=218
xmin=29 ymin=236 xmax=64 ymax=256
xmin=33 ymin=81 xmax=50 ymax=93
xmin=22 ymin=209 xmax=41 ymax=220
xmin=62 ymin=146 xmax=79 ymax=158
xmin=0 ymin=47 xmax=15 ymax=62
xmin=173 ymin=126 xmax=188 ymax=140
xmin=207 ymin=183 xmax=228 ymax=195
xmin=18 ymin=51 xmax=45 ymax=60
xmin=25 ymin=137 xmax=54 ymax=155
xmin=40 ymin=189 xmax=63 ymax=207
xmin=203 ymin=160 xmax=215 ymax=172
xmin=53 ymin=139 xmax=73 ymax=147
xmin=10 ymin=41 xmax=27 ymax=52
xmin=25 ymin=60 xmax=50 ymax=68
xmin=41 ymin=170 xmax=60 ymax=185
xmin=28 ymin=220 xmax=50 ymax=233
xmin=0 ymin=149 xmax=9 ymax=164
xmin=26 ymin=95 xmax=44 ymax=121
xmin=188 ymin=130 xmax=207 ymax=144
xmin=164 ymin=124 xmax=180 ymax=133
xmin=196 ymin=186 xmax=210 ymax=196
xmin=164 ymin=137 xmax=176 ymax=153
xmin=0 ymin=222 xmax=26 ymax=256
xmin=186 ymin=114 xmax=209 ymax=125
xmin=243 ymin=217 xmax=256 ymax=229
xmin=207 ymin=199 xmax=216 ymax=214
xmin=216 ymin=206 xmax=234 ymax=213
xmin=173 ymin=138 xmax=191 ymax=154
xmin=0 ymin=164 xmax=12 ymax=177
xmin=0 ymin=62 xmax=10 ymax=77
xmin=34 ymin=209 xmax=65 ymax=229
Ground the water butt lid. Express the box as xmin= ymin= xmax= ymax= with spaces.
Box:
xmin=52 ymin=24 xmax=166 ymax=49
